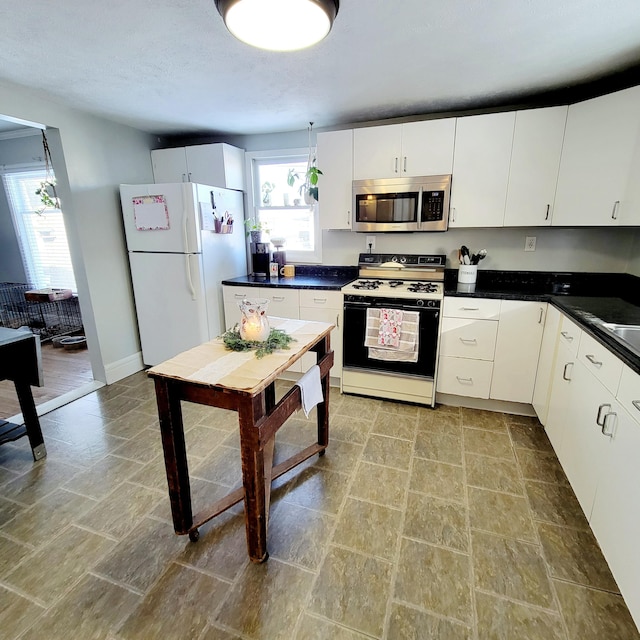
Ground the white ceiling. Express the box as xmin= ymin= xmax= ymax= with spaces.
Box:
xmin=1 ymin=0 xmax=640 ymax=137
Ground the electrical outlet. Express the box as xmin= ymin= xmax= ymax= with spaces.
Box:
xmin=525 ymin=236 xmax=536 ymax=252
xmin=366 ymin=235 xmax=376 ymax=251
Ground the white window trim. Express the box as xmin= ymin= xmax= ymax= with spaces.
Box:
xmin=244 ymin=148 xmax=322 ymax=264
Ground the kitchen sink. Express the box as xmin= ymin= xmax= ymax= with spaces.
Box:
xmin=601 ymin=323 xmax=640 ymax=353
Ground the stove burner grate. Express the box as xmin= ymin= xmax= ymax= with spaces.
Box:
xmin=406 ymin=282 xmax=439 ymax=293
xmin=352 ymin=279 xmax=384 ymax=290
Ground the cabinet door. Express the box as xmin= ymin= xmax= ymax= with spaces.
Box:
xmin=545 ymin=340 xmax=577 ymax=455
xmin=532 ymin=304 xmax=561 ymax=424
xmin=449 ymin=112 xmax=515 ymax=227
xmin=503 ymin=107 xmax=567 ymax=227
xmin=299 ymin=306 xmax=343 ymax=379
xmin=553 ymin=86 xmax=640 ymax=227
xmin=439 ymin=318 xmax=498 ymax=360
xmin=317 ymin=130 xmax=353 ymax=230
xmin=619 ymin=123 xmax=640 ymax=226
xmin=353 ymin=124 xmax=403 ymax=179
xmin=151 ymin=148 xmax=188 ymax=183
xmin=185 ymin=144 xmax=245 ymax=190
xmin=259 ymin=288 xmax=300 ymax=372
xmin=590 ymin=400 xmax=640 ymax=630
xmin=400 ymin=119 xmax=456 ymax=177
xmin=491 ymin=301 xmax=546 ymax=404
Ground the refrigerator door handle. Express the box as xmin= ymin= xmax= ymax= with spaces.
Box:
xmin=185 ymin=254 xmax=196 ymax=300
xmin=182 ymin=193 xmax=190 ymax=253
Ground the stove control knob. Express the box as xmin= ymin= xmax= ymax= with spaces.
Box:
xmin=391 ymin=256 xmax=398 ymax=262
xmin=416 ymin=299 xmax=424 ymax=307
xmin=400 ymin=256 xmax=407 ymax=263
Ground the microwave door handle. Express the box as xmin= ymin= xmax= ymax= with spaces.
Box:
xmin=417 ymin=187 xmax=423 ymax=230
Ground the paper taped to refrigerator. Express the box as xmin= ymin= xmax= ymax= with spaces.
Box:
xmin=132 ymin=195 xmax=170 ymax=231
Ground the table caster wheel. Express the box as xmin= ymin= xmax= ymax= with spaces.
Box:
xmin=319 ymin=449 xmax=326 ymax=457
xmin=188 ymin=529 xmax=199 ymax=542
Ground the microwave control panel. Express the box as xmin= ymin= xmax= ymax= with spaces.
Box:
xmin=422 ymin=190 xmax=445 ymax=221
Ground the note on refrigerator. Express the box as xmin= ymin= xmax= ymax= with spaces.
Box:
xmin=133 ymin=195 xmax=170 ymax=231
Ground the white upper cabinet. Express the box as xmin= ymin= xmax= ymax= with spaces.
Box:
xmin=317 ymin=129 xmax=353 ymax=230
xmin=449 ymin=112 xmax=516 ymax=228
xmin=619 ymin=122 xmax=640 ymax=225
xmin=353 ymin=119 xmax=456 ymax=180
xmin=503 ymin=106 xmax=568 ymax=227
xmin=152 ymin=143 xmax=245 ymax=191
xmin=552 ymin=85 xmax=640 ymax=227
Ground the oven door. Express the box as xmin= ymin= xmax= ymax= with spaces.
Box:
xmin=343 ymin=295 xmax=440 ymax=378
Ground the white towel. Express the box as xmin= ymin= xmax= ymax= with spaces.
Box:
xmin=295 ymin=365 xmax=324 ymax=417
xmin=364 ymin=308 xmax=420 ymax=361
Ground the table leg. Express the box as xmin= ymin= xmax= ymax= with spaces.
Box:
xmin=14 ymin=380 xmax=46 ymax=461
xmin=154 ymin=378 xmax=193 ymax=535
xmin=316 ymin=334 xmax=330 ymax=453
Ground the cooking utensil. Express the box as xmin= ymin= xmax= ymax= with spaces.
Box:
xmin=461 ymin=246 xmax=470 ymax=265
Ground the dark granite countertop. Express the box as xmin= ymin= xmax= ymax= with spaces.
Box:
xmin=222 ymin=265 xmax=358 ymax=291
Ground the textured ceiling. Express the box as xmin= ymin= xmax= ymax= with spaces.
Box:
xmin=1 ymin=0 xmax=640 ymax=136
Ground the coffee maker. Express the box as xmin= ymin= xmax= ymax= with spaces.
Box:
xmin=250 ymin=242 xmax=270 ymax=279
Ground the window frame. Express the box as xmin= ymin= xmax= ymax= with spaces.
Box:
xmin=244 ymin=148 xmax=322 ymax=264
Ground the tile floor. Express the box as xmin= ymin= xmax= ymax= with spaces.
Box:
xmin=0 ymin=372 xmax=639 ymax=639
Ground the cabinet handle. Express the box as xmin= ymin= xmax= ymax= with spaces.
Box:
xmin=273 ymin=296 xmax=285 ymax=301
xmin=403 ymin=156 xmax=407 ymax=172
xmin=188 ymin=172 xmax=192 ymax=181
xmin=314 ymin=297 xmax=327 ymax=304
xmin=336 ymin=313 xmax=340 ymax=329
xmin=394 ymin=157 xmax=399 ymax=173
xmin=560 ymin=331 xmax=574 ymax=342
xmin=585 ymin=354 xmax=603 ymax=367
xmin=545 ymin=204 xmax=550 ymax=220
xmin=182 ymin=173 xmax=186 ymax=182
xmin=234 ymin=293 xmax=245 ymax=299
xmin=611 ymin=200 xmax=620 ymax=220
xmin=632 ymin=400 xmax=640 ymax=412
xmin=601 ymin=411 xmax=616 ymax=437
xmin=450 ymin=207 xmax=456 ymax=223
xmin=459 ymin=337 xmax=477 ymax=344
xmin=461 ymin=307 xmax=480 ymax=311
xmin=456 ymin=376 xmax=473 ymax=384
xmin=562 ymin=362 xmax=573 ymax=381
xmin=347 ymin=210 xmax=351 ymax=227
xmin=596 ymin=403 xmax=611 ymax=426
xmin=538 ymin=308 xmax=544 ymax=324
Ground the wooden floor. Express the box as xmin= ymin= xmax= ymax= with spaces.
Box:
xmin=0 ymin=342 xmax=93 ymax=418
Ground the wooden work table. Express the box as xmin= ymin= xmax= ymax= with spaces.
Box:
xmin=148 ymin=317 xmax=334 ymax=563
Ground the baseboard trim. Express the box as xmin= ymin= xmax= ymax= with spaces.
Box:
xmin=435 ymin=393 xmax=536 ymax=417
xmin=104 ymin=351 xmax=145 ymax=385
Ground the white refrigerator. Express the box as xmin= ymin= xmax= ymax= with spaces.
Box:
xmin=119 ymin=182 xmax=247 ymax=366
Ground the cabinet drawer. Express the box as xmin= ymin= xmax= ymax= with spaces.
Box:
xmin=222 ymin=286 xmax=256 ymax=303
xmin=259 ymin=287 xmax=299 ymax=318
xmin=439 ymin=318 xmax=498 ymax=360
xmin=558 ymin=314 xmax=582 ymax=356
xmin=299 ymin=289 xmax=342 ymax=309
xmin=578 ymin=332 xmax=623 ymax=394
xmin=617 ymin=365 xmax=640 ymax=425
xmin=443 ymin=297 xmax=501 ymax=320
xmin=437 ymin=356 xmax=493 ymax=399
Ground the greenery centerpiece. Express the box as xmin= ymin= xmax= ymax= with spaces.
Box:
xmin=221 ymin=326 xmax=295 ymax=359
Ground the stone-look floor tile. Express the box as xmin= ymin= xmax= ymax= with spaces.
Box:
xmin=0 ymin=465 xmax=21 ymax=488
xmin=0 ymin=495 xmax=26 ymax=527
xmin=200 ymin=625 xmax=243 ymax=640
xmin=465 ymin=453 xmax=524 ymax=495
xmin=404 ymin=492 xmax=469 ymax=552
xmin=504 ymin=414 xmax=541 ymax=428
xmin=414 ymin=429 xmax=463 ymax=465
xmin=128 ymin=454 xmax=172 ymax=492
xmin=2 ymin=459 xmax=82 ymax=506
xmin=192 ymin=445 xmax=243 ymax=487
xmin=93 ymin=382 xmax=131 ymax=402
xmin=410 ymin=457 xmax=466 ymax=503
xmin=296 ymin=612 xmax=371 ymax=639
xmin=323 ymin=414 xmax=372 ymax=445
xmin=63 ymin=455 xmax=145 ymax=500
xmin=196 ymin=407 xmax=240 ymax=432
xmin=276 ymin=418 xmax=318 ymax=447
xmin=217 ymin=558 xmax=315 ymax=640
xmin=471 ymin=530 xmax=555 ymax=609
xmin=336 ymin=395 xmax=381 ymax=421
xmin=554 ymin=580 xmax=640 ymax=640
xmin=20 ymin=574 xmax=141 ymax=640
xmin=76 ymin=481 xmax=163 ymax=540
xmin=525 ymin=480 xmax=590 ymax=530
xmin=35 ymin=433 xmax=121 ymax=469
xmin=5 ymin=525 xmax=116 ymax=605
xmin=0 ymin=534 xmax=32 ymax=578
xmin=468 ymin=487 xmax=537 ymax=543
xmin=314 ymin=439 xmax=363 ymax=474
xmin=111 ymin=427 xmax=164 ymax=464
xmin=0 ymin=585 xmax=45 ymax=639
xmin=362 ymin=434 xmax=413 ymax=471
xmin=380 ymin=400 xmax=421 ymax=417
xmin=184 ymin=425 xmax=228 ymax=460
xmin=387 ymin=602 xmax=472 ymax=640
xmin=417 ymin=410 xmax=462 ymax=433
xmin=537 ymin=522 xmax=619 ymax=592
xmin=463 ymin=428 xmax=514 ymax=460
xmin=475 ymin=591 xmax=566 ymax=640
xmin=102 ymin=409 xmax=157 ymax=439
xmin=395 ymin=538 xmax=472 ymax=623
xmin=370 ymin=412 xmax=417 ymax=441
xmin=284 ymin=466 xmax=349 ymax=515
xmin=117 ymin=563 xmax=228 ymax=639
xmin=349 ymin=462 xmax=408 ymax=508
xmin=178 ymin=509 xmax=249 ymax=581
xmin=516 ymin=448 xmax=569 ymax=485
xmin=268 ymin=501 xmax=335 ymax=570
xmin=461 ymin=408 xmax=508 ymax=432
xmin=94 ymin=516 xmax=186 ymax=592
xmin=333 ymin=497 xmax=402 ymax=561
xmin=1 ymin=487 xmax=97 ymax=546
xmin=508 ymin=422 xmax=554 ymax=452
xmin=94 ymin=395 xmax=147 ymax=421
xmin=308 ymin=545 xmax=393 ymax=637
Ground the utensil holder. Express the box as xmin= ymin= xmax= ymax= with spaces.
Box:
xmin=458 ymin=265 xmax=477 ymax=284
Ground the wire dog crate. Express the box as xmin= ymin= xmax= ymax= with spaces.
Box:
xmin=0 ymin=283 xmax=83 ymax=341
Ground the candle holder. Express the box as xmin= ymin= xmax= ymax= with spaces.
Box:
xmin=239 ymin=298 xmax=270 ymax=342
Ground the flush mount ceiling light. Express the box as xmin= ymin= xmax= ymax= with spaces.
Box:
xmin=215 ymin=0 xmax=339 ymax=52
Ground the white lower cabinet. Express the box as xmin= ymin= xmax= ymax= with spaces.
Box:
xmin=532 ymin=304 xmax=562 ymax=424
xmin=436 ymin=356 xmax=494 ymax=399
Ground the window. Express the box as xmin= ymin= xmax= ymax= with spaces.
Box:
xmin=2 ymin=167 xmax=77 ymax=291
xmin=247 ymin=149 xmax=322 ymax=263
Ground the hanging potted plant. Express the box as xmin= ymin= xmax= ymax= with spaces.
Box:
xmin=34 ymin=131 xmax=61 ymax=214
xmin=301 ymin=122 xmax=323 ymax=204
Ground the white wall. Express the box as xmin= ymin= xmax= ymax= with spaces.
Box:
xmin=0 ymin=79 xmax=155 ymax=382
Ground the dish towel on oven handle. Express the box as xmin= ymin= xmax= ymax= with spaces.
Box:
xmin=295 ymin=365 xmax=324 ymax=417
xmin=377 ymin=308 xmax=403 ymax=348
xmin=364 ymin=308 xmax=420 ymax=362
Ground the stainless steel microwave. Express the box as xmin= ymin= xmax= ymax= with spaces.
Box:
xmin=352 ymin=175 xmax=451 ymax=232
